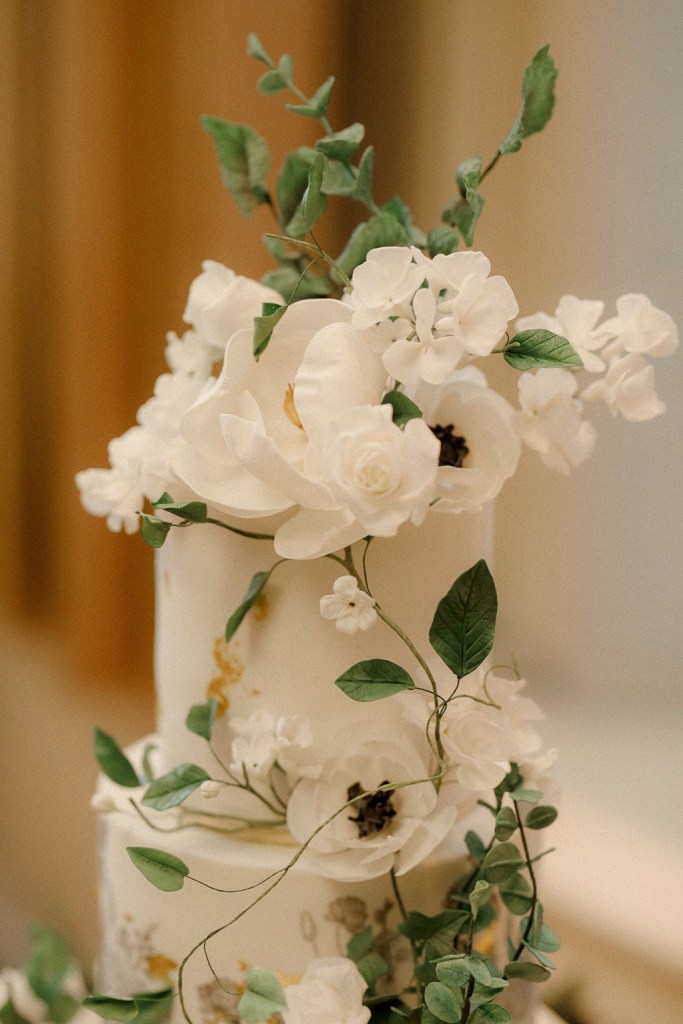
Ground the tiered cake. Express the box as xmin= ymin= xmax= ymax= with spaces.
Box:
xmin=77 ymin=36 xmax=677 ymax=1024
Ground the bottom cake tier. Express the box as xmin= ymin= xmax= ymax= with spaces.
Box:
xmin=95 ymin=740 xmax=537 ymax=1023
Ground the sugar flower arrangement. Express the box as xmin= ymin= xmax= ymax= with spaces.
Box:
xmin=77 ymin=35 xmax=676 ymax=1024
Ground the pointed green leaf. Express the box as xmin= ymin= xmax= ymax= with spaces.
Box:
xmin=129 ymin=990 xmax=174 ymax=1024
xmin=82 ymin=997 xmax=139 ymax=1022
xmin=201 ymin=118 xmax=270 ymax=216
xmin=185 ymin=698 xmax=218 ymax=741
xmin=253 ymin=302 xmax=288 ymax=361
xmin=429 ymin=560 xmax=497 ymax=678
xmin=482 ymin=842 xmax=523 ymax=883
xmin=278 ymin=54 xmax=293 ymax=85
xmin=335 ymin=659 xmax=415 ymax=701
xmin=151 ymin=496 xmax=207 ymax=523
xmin=142 ymin=763 xmax=210 ymax=810
xmin=286 ymin=76 xmax=335 ymax=120
xmin=424 ymin=983 xmax=462 ymax=1024
xmin=276 ymin=147 xmax=315 ymax=236
xmin=257 ymin=69 xmax=287 ymax=95
xmin=225 ymin=568 xmax=275 ymax=642
xmin=442 ymin=156 xmax=484 ymax=247
xmin=469 ymin=879 xmax=490 ymax=918
xmin=261 ymin=267 xmax=330 ymax=302
xmin=316 ymin=123 xmax=365 ymax=164
xmin=347 ymin=925 xmax=374 ymax=961
xmin=351 ymin=146 xmax=376 ymax=210
xmin=500 ymin=871 xmax=533 ymax=915
xmin=94 ymin=728 xmax=140 ymax=788
xmin=334 ymin=211 xmax=409 ymax=280
xmin=246 ymin=33 xmax=273 ymax=67
xmin=140 ymin=515 xmax=172 ymax=549
xmin=504 ymin=961 xmax=551 ymax=983
xmin=499 ymin=44 xmax=558 ymax=155
xmin=126 ymin=847 xmax=189 ymax=892
xmin=237 ymin=968 xmax=286 ymax=1024
xmin=465 ymin=830 xmax=487 ymax=862
xmin=468 ymin=1006 xmax=512 ymax=1024
xmin=494 ymin=806 xmax=518 ymax=841
xmin=320 ymin=159 xmax=357 ymax=196
xmin=504 ymin=329 xmax=582 ymax=370
xmin=521 ymin=942 xmax=557 ymax=970
xmin=382 ymin=390 xmax=423 ymax=427
xmin=399 ymin=910 xmax=469 ymax=944
xmin=140 ymin=742 xmax=156 ymax=785
xmin=427 ymin=225 xmax=459 ymax=257
xmin=301 ymin=152 xmax=328 ymax=230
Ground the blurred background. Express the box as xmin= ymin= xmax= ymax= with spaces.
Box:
xmin=1 ymin=2 xmax=681 ymax=1022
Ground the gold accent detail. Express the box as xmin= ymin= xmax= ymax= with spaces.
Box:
xmin=145 ymin=954 xmax=178 ymax=982
xmin=205 ymin=638 xmax=245 ymax=716
xmin=252 ymin=591 xmax=269 ymax=621
xmin=283 ymin=383 xmax=304 ymax=430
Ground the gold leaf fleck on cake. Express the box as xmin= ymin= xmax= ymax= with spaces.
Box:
xmin=205 ymin=638 xmax=245 ymax=715
xmin=145 ymin=954 xmax=178 ymax=982
xmin=251 ymin=591 xmax=269 ymax=621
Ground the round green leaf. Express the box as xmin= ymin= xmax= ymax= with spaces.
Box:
xmin=82 ymin=997 xmax=138 ymax=1022
xmin=494 ymin=806 xmax=518 ymax=841
xmin=126 ymin=847 xmax=189 ymax=892
xmin=335 ymin=659 xmax=415 ymax=701
xmin=435 ymin=957 xmax=469 ymax=988
xmin=500 ymin=872 xmax=533 ymax=915
xmin=424 ymin=982 xmax=463 ymax=1023
xmin=238 ymin=968 xmax=286 ymax=1024
xmin=468 ymin=1005 xmax=512 ymax=1023
xmin=482 ymin=842 xmax=523 ymax=883
xmin=524 ymin=805 xmax=558 ymax=830
xmin=505 ymin=961 xmax=551 ymax=983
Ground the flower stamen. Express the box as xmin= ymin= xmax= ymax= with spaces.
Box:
xmin=347 ymin=780 xmax=397 ymax=838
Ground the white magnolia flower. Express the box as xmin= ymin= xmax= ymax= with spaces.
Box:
xmin=286 ymin=711 xmax=457 ymax=881
xmin=283 ymin=957 xmax=370 ymax=1024
xmin=415 ymin=368 xmax=521 ymax=513
xmin=183 ymin=260 xmax=282 ymax=358
xmin=345 ymin=246 xmax=426 ymax=329
xmin=320 ymin=576 xmax=378 ymax=634
xmin=517 ymin=369 xmax=596 ymax=474
xmin=516 ymin=295 xmax=613 ymax=373
xmin=582 ymin=353 xmax=666 ymax=421
xmin=600 ymin=293 xmax=679 ymax=360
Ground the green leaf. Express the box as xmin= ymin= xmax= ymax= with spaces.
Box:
xmin=25 ymin=925 xmax=77 ymax=1014
xmin=275 ymin=147 xmax=315 ymax=236
xmin=140 ymin=742 xmax=156 ymax=785
xmin=261 ymin=267 xmax=331 ymax=303
xmin=320 ymin=159 xmax=357 ymax=196
xmin=494 ymin=806 xmax=518 ymax=841
xmin=468 ymin=1006 xmax=512 ymax=1024
xmin=347 ymin=925 xmax=374 ymax=961
xmin=500 ymin=872 xmax=533 ymax=915
xmin=356 ymin=951 xmax=389 ymax=992
xmin=257 ymin=69 xmax=287 ymax=95
xmin=93 ymin=728 xmax=140 ymax=787
xmin=510 ymin=786 xmax=542 ymax=804
xmin=126 ymin=847 xmax=189 ymax=892
xmin=382 ymin=391 xmax=423 ymax=427
xmin=140 ymin=515 xmax=172 ymax=549
xmin=503 ymin=329 xmax=582 ymax=370
xmin=82 ymin=997 xmax=139 ymax=1022
xmin=301 ymin=152 xmax=328 ymax=230
xmin=522 ymin=943 xmax=557 ymax=970
xmin=524 ymin=805 xmax=558 ymax=830
xmin=424 ymin=982 xmax=463 ymax=1024
xmin=335 ymin=659 xmax=415 ymax=701
xmin=286 ymin=75 xmax=335 ymax=120
xmin=500 ymin=45 xmax=557 ymax=155
xmin=142 ymin=763 xmax=210 ymax=810
xmin=225 ymin=568 xmax=275 ymax=642
xmin=237 ymin=968 xmax=286 ymax=1024
xmin=253 ymin=301 xmax=288 ymax=361
xmin=316 ymin=123 xmax=365 ymax=164
xmin=246 ymin=33 xmax=273 ymax=67
xmin=185 ymin=699 xmax=218 ymax=741
xmin=399 ymin=910 xmax=469 ymax=946
xmin=151 ymin=495 xmax=207 ymax=523
xmin=129 ymin=990 xmax=174 ymax=1024
xmin=464 ymin=955 xmax=492 ymax=987
xmin=520 ymin=919 xmax=561 ymax=953
xmin=334 ymin=211 xmax=409 ymax=280
xmin=429 ymin=560 xmax=497 ymax=679
xmin=465 ymin=830 xmax=487 ymax=862
xmin=278 ymin=54 xmax=294 ymax=85
xmin=504 ymin=961 xmax=551 ymax=983
xmin=351 ymin=146 xmax=376 ymax=210
xmin=468 ymin=879 xmax=490 ymax=918
xmin=482 ymin=842 xmax=523 ymax=884
xmin=435 ymin=956 xmax=469 ymax=989
xmin=441 ymin=156 xmax=484 ymax=247
xmin=0 ymin=1001 xmax=31 ymax=1024
xmin=426 ymin=225 xmax=459 ymax=257
xmin=201 ymin=118 xmax=270 ymax=216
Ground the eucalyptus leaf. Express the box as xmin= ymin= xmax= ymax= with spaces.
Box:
xmin=237 ymin=968 xmax=286 ymax=1024
xmin=142 ymin=763 xmax=210 ymax=810
xmin=465 ymin=830 xmax=487 ymax=862
xmin=261 ymin=267 xmax=330 ymax=302
xmin=335 ymin=659 xmax=415 ymax=701
xmin=504 ymin=961 xmax=551 ymax=983
xmin=151 ymin=495 xmax=207 ymax=523
xmin=500 ymin=872 xmax=533 ymax=915
xmin=441 ymin=156 xmax=484 ymax=247
xmin=320 ymin=159 xmax=357 ymax=196
xmin=427 ymin=225 xmax=459 ymax=257
xmin=522 ymin=942 xmax=557 ymax=970
xmin=140 ymin=515 xmax=172 ymax=549
xmin=435 ymin=956 xmax=469 ymax=989
xmin=278 ymin=54 xmax=293 ymax=85
xmin=185 ymin=698 xmax=218 ymax=741
xmin=93 ymin=728 xmax=140 ymax=788
xmin=424 ymin=982 xmax=462 ymax=1024
xmin=126 ymin=847 xmax=189 ymax=892
xmin=257 ymin=69 xmax=287 ymax=95
xmin=275 ymin=147 xmax=315 ymax=236
xmin=82 ymin=997 xmax=138 ymax=1022
xmin=347 ymin=925 xmax=374 ymax=961
xmin=429 ymin=560 xmax=497 ymax=679
xmin=201 ymin=118 xmax=270 ymax=216
xmin=382 ymin=390 xmax=423 ymax=427
xmin=399 ymin=909 xmax=468 ymax=944
xmin=500 ymin=44 xmax=558 ymax=155
xmin=469 ymin=879 xmax=490 ymax=918
xmin=351 ymin=146 xmax=376 ymax=210
xmin=468 ymin=1006 xmax=512 ymax=1024
xmin=504 ymin=329 xmax=582 ymax=370
xmin=253 ymin=301 xmax=288 ymax=360
xmin=510 ymin=786 xmax=542 ymax=804
xmin=316 ymin=123 xmax=365 ymax=164
xmin=301 ymin=152 xmax=328 ymax=230
xmin=286 ymin=75 xmax=335 ymax=120
xmin=524 ymin=805 xmax=558 ymax=830
xmin=225 ymin=568 xmax=275 ymax=642
xmin=246 ymin=33 xmax=273 ymax=67
xmin=355 ymin=952 xmax=389 ymax=992
xmin=25 ymin=925 xmax=76 ymax=1009
xmin=464 ymin=955 xmax=492 ymax=987
xmin=482 ymin=842 xmax=523 ymax=883
xmin=494 ymin=806 xmax=518 ymax=841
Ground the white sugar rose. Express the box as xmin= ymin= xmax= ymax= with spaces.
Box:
xmin=517 ymin=369 xmax=596 ymax=473
xmin=582 ymin=353 xmax=665 ymax=422
xmin=600 ymin=293 xmax=679 ymax=360
xmin=516 ymin=295 xmax=614 ymax=373
xmin=183 ymin=260 xmax=282 ymax=358
xmin=415 ymin=368 xmax=521 ymax=513
xmin=283 ymin=958 xmax=370 ymax=1024
xmin=320 ymin=576 xmax=378 ymax=634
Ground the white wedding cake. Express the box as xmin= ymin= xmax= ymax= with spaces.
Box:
xmin=76 ymin=36 xmax=676 ymax=1024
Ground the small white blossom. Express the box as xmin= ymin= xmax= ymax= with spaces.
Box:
xmin=582 ymin=353 xmax=665 ymax=422
xmin=517 ymin=369 xmax=596 ymax=474
xmin=382 ymin=286 xmax=463 ymax=386
xmin=229 ymin=710 xmax=314 ymax=781
xmin=283 ymin=957 xmax=370 ymax=1024
xmin=517 ymin=295 xmax=613 ymax=373
xmin=346 ymin=246 xmax=425 ymax=329
xmin=320 ymin=576 xmax=377 ymax=635
xmin=198 ymin=780 xmax=221 ymax=799
xmin=600 ymin=293 xmax=679 ymax=360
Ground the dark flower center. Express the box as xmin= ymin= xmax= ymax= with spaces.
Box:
xmin=431 ymin=423 xmax=469 ymax=468
xmin=347 ymin=780 xmax=397 ymax=838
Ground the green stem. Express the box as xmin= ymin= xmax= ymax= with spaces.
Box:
xmin=390 ymin=868 xmax=422 ymax=1003
xmin=205 ymin=517 xmax=275 ymax=541
xmin=509 ymin=799 xmax=539 ymax=963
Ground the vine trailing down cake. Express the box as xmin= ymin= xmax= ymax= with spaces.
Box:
xmin=74 ymin=36 xmax=677 ymax=1024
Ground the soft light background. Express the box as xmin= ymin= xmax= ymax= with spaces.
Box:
xmin=1 ymin=2 xmax=681 ymax=1021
